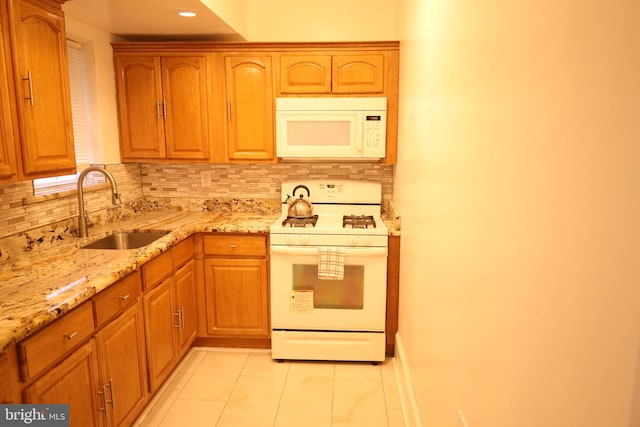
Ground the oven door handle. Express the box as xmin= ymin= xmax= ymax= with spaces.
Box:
xmin=270 ymin=246 xmax=387 ymax=257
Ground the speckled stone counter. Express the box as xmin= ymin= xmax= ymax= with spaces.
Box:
xmin=0 ymin=200 xmax=400 ymax=352
xmin=0 ymin=210 xmax=278 ymax=351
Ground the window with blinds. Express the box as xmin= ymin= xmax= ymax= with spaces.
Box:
xmin=32 ymin=38 xmax=93 ymax=195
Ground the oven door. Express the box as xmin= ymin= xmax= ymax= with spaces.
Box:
xmin=270 ymin=245 xmax=387 ymax=331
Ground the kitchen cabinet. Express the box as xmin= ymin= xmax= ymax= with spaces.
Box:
xmin=7 ymin=0 xmax=76 ymax=178
xmin=23 ymin=341 xmax=103 ymax=427
xmin=0 ymin=6 xmax=17 ymax=183
xmin=142 ymin=237 xmax=196 ymax=392
xmin=223 ymin=54 xmax=275 ymax=161
xmin=199 ymin=234 xmax=270 ymax=347
xmin=94 ymin=302 xmax=148 ymax=427
xmin=112 ymin=41 xmax=399 ymax=164
xmin=279 ymin=53 xmax=384 ymax=94
xmin=142 ymin=277 xmax=176 ymax=393
xmin=18 ymin=271 xmax=149 ymax=426
xmin=114 ymin=55 xmax=210 ymax=161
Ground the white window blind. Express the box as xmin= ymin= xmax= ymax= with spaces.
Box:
xmin=33 ymin=38 xmax=91 ymax=195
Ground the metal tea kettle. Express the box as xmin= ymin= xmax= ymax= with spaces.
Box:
xmin=284 ymin=185 xmax=313 ymax=218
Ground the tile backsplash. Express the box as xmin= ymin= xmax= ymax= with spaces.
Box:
xmin=0 ymin=162 xmax=393 ymax=238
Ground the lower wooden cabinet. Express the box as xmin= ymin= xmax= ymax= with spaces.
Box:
xmin=203 ymin=257 xmax=269 ymax=337
xmin=143 ymin=259 xmax=196 ymax=393
xmin=94 ymin=302 xmax=148 ymax=427
xmin=23 ymin=301 xmax=148 ymax=427
xmin=23 ymin=341 xmax=103 ymax=427
xmin=199 ymin=234 xmax=270 ymax=345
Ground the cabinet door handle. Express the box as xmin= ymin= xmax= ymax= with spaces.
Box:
xmin=107 ymin=378 xmax=115 ymax=409
xmin=97 ymin=386 xmax=108 ymax=414
xmin=174 ymin=310 xmax=181 ymax=328
xmin=64 ymin=331 xmax=78 ymax=340
xmin=23 ymin=71 xmax=35 ymax=106
xmin=119 ymin=294 xmax=130 ymax=301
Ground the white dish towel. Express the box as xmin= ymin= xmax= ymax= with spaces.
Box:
xmin=317 ymin=247 xmax=345 ymax=280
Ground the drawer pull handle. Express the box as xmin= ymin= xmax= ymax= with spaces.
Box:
xmin=119 ymin=294 xmax=130 ymax=301
xmin=64 ymin=332 xmax=78 ymax=340
xmin=229 ymin=244 xmax=237 ymax=249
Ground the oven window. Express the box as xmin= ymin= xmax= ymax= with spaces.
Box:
xmin=292 ymin=264 xmax=364 ymax=309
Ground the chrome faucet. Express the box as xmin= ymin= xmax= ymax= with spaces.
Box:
xmin=77 ymin=166 xmax=121 ymax=238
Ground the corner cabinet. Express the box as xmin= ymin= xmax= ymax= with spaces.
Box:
xmin=2 ymin=0 xmax=76 ymax=179
xmin=114 ymin=55 xmax=210 ymax=162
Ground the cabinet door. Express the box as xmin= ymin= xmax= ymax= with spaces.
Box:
xmin=331 ymin=54 xmax=385 ymax=94
xmin=204 ymin=258 xmax=270 ymax=337
xmin=174 ymin=259 xmax=197 ymax=357
xmin=23 ymin=341 xmax=103 ymax=427
xmin=279 ymin=55 xmax=331 ymax=94
xmin=11 ymin=0 xmax=75 ymax=176
xmin=161 ymin=56 xmax=209 ymax=160
xmin=0 ymin=7 xmax=17 ymax=183
xmin=142 ymin=278 xmax=177 ymax=393
xmin=95 ymin=302 xmax=148 ymax=427
xmin=114 ymin=56 xmax=166 ymax=160
xmin=224 ymin=55 xmax=274 ymax=161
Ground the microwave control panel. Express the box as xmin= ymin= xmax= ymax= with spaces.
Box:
xmin=363 ymin=112 xmax=387 ymax=157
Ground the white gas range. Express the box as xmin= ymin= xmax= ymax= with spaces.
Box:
xmin=270 ymin=180 xmax=388 ymax=363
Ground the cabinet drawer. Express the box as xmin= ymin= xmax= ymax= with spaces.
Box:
xmin=18 ymin=302 xmax=95 ymax=382
xmin=203 ymin=234 xmax=267 ymax=257
xmin=142 ymin=250 xmax=173 ymax=290
xmin=93 ymin=271 xmax=141 ymax=327
xmin=173 ymin=236 xmax=194 ymax=268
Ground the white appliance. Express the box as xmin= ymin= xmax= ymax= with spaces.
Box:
xmin=275 ymin=97 xmax=387 ymax=160
xmin=270 ymin=179 xmax=388 ymax=362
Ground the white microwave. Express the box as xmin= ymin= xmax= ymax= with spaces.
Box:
xmin=275 ymin=97 xmax=387 ymax=160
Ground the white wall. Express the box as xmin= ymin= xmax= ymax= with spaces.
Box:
xmin=64 ymin=16 xmax=121 ymax=164
xmin=393 ymin=0 xmax=640 ymax=426
xmin=243 ymin=0 xmax=396 ymax=42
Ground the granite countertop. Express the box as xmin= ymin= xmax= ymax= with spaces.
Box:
xmin=0 ymin=209 xmax=400 ymax=352
xmin=0 ymin=210 xmax=278 ymax=352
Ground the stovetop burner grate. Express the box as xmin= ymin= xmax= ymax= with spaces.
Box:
xmin=282 ymin=215 xmax=318 ymax=227
xmin=343 ymin=215 xmax=377 ymax=229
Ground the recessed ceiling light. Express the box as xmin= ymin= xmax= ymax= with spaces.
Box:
xmin=177 ymin=9 xmax=197 ymax=17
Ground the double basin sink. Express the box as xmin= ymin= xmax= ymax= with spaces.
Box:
xmin=81 ymin=230 xmax=170 ymax=250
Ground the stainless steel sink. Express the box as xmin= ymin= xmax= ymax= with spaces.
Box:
xmin=81 ymin=231 xmax=170 ymax=250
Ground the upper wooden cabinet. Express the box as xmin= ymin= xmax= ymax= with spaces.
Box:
xmin=280 ymin=53 xmax=385 ymax=94
xmin=3 ymin=0 xmax=76 ymax=179
xmin=223 ymin=54 xmax=275 ymax=162
xmin=0 ymin=6 xmax=18 ymax=184
xmin=112 ymin=41 xmax=399 ymax=164
xmin=114 ymin=55 xmax=210 ymax=162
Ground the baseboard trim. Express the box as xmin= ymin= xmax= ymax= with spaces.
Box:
xmin=394 ymin=333 xmax=423 ymax=427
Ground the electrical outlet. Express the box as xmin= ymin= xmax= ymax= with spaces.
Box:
xmin=458 ymin=410 xmax=469 ymax=427
xmin=200 ymin=171 xmax=211 ymax=187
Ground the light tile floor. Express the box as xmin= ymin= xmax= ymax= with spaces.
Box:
xmin=133 ymin=347 xmax=406 ymax=427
